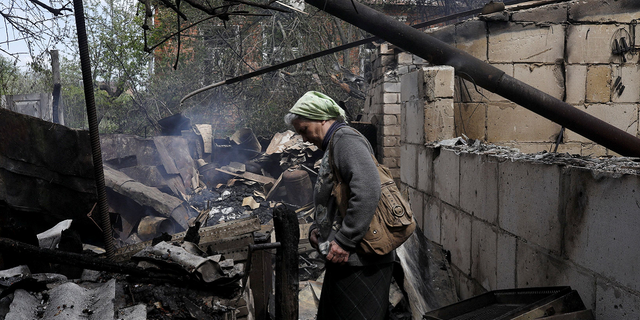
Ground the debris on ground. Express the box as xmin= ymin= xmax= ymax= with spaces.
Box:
xmin=0 ymin=109 xmax=456 ymax=319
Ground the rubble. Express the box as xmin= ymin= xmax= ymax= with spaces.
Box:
xmin=1 ymin=108 xmax=457 ymax=319
xmin=435 ymin=136 xmax=640 ymax=176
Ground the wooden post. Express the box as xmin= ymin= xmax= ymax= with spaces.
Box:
xmin=273 ymin=204 xmax=299 ymax=320
xmin=51 ymin=50 xmax=62 ymax=124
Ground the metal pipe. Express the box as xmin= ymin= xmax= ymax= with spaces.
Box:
xmin=73 ymin=0 xmax=116 ymax=260
xmin=304 ymin=0 xmax=640 ymax=157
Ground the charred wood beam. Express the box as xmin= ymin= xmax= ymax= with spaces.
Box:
xmin=273 ymin=205 xmax=299 ymax=320
xmin=304 ymin=0 xmax=640 ymax=157
xmin=0 ymin=237 xmax=183 ymax=282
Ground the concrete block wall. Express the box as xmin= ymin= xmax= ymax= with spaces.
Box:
xmin=402 ymin=146 xmax=640 ymax=319
xmin=366 ymin=0 xmax=640 ymax=158
xmin=446 ymin=0 xmax=639 ymax=156
xmin=361 ymin=1 xmax=640 ymax=318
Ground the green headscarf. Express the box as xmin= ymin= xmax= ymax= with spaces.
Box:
xmin=288 ymin=91 xmax=346 ymax=121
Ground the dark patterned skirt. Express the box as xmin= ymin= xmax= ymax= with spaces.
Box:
xmin=316 ymin=262 xmax=394 ymax=320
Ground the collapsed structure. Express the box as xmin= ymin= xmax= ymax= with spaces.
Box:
xmin=1 ymin=0 xmax=639 ymax=319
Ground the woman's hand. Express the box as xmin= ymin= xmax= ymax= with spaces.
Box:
xmin=325 ymin=240 xmax=349 ymax=264
xmin=309 ymin=229 xmax=319 ymax=249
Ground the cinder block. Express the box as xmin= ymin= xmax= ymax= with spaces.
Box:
xmin=382 ymin=157 xmax=397 ymax=168
xmin=383 ymin=124 xmax=401 ymax=136
xmin=383 ymin=92 xmax=400 ymax=104
xmin=498 ymin=160 xmax=562 ymax=252
xmin=434 ymin=148 xmax=460 ymax=207
xmin=511 ymin=3 xmax=568 ymax=23
xmin=423 ymin=66 xmax=455 ymax=101
xmin=486 ymin=102 xmax=562 ymax=142
xmin=482 ymin=63 xmax=515 ymax=102
xmin=569 ymin=0 xmax=640 ymax=23
xmin=402 ymin=99 xmax=425 ymax=145
xmin=401 ymin=68 xmax=422 ymax=102
xmin=408 ymin=188 xmax=424 ymax=231
xmin=451 ymin=266 xmax=477 ymax=301
xmin=514 ymin=64 xmax=565 ymax=100
xmin=383 ymin=103 xmax=401 ymax=115
xmin=454 ymin=102 xmax=486 ymax=140
xmin=455 ymin=20 xmax=488 ymax=61
xmin=553 ymin=142 xmax=583 ymax=155
xmin=397 ymin=65 xmax=411 ymax=76
xmin=397 ymin=52 xmax=413 ymax=65
xmin=417 ymin=145 xmax=434 ymax=194
xmin=428 ymin=24 xmax=456 ymax=45
xmin=564 ymin=168 xmax=640 ymax=293
xmin=413 ymin=55 xmax=427 ymax=65
xmin=488 ymin=23 xmax=565 ymax=63
xmin=586 ymin=64 xmax=611 ymax=103
xmin=389 ymin=168 xmax=400 ymax=180
xmin=567 ymin=24 xmax=623 ymax=64
xmin=565 ymin=64 xmax=587 ymax=105
xmin=425 ymin=99 xmax=455 ymax=142
xmin=501 ymin=142 xmax=549 ymax=154
xmin=383 ymin=81 xmax=401 ymax=93
xmin=423 ymin=195 xmax=441 ymax=242
xmin=383 ymin=114 xmax=397 ymax=125
xmin=564 ymin=104 xmax=637 ymax=143
xmin=379 ymin=43 xmax=391 ymax=55
xmin=471 ymin=219 xmax=497 ymax=291
xmin=496 ymin=232 xmax=516 ymax=289
xmin=581 ymin=143 xmax=607 ymax=157
xmin=382 ymin=146 xmax=400 ymax=158
xmin=595 ymin=278 xmax=640 ymax=319
xmin=612 ymin=65 xmax=640 ymax=103
xmin=460 ymin=152 xmax=499 ymax=223
xmin=382 ymin=136 xmax=398 ymax=147
xmin=442 ymin=204 xmax=471 ymax=274
xmin=400 ymin=143 xmax=418 ymax=188
xmin=516 ymin=241 xmax=596 ymax=308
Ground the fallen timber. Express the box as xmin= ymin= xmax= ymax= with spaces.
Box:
xmin=0 ymin=237 xmax=181 ymax=282
xmin=303 ymin=0 xmax=640 ymax=157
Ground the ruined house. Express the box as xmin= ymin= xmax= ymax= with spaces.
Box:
xmin=362 ymin=0 xmax=640 ymax=318
xmin=2 ymin=0 xmax=640 ymax=319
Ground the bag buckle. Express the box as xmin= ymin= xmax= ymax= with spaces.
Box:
xmin=392 ymin=205 xmax=405 ymax=217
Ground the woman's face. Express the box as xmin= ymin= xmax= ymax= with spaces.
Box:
xmin=292 ymin=118 xmax=331 ymax=148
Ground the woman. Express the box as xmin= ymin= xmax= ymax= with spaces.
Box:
xmin=284 ymin=91 xmax=394 ymax=320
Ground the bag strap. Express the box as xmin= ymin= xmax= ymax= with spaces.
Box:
xmin=328 ymin=126 xmax=346 ymax=185
xmin=328 ymin=126 xmax=380 ymax=173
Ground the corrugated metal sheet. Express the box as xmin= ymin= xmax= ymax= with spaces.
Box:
xmin=4 ymin=279 xmax=147 ymax=320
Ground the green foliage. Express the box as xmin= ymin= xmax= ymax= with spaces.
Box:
xmin=146 ymin=7 xmax=368 ymax=138
xmin=62 ymin=0 xmax=153 ymax=135
xmin=0 ymin=55 xmax=52 ymax=96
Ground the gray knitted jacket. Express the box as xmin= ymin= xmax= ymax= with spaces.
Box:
xmin=310 ymin=126 xmax=395 ymax=266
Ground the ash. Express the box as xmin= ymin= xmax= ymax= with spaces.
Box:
xmin=437 ymin=137 xmax=640 ymax=176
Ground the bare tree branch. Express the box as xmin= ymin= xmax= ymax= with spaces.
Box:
xmin=27 ymin=0 xmax=72 ymax=16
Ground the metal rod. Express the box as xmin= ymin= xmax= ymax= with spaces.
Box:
xmin=250 ymin=242 xmax=282 ymax=251
xmin=73 ymin=0 xmax=116 ymax=260
xmin=304 ymin=0 xmax=640 ymax=157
